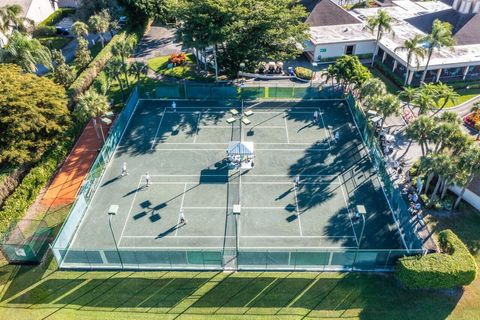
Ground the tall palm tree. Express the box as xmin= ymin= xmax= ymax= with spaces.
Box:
xmin=129 ymin=61 xmax=148 ymax=83
xmin=432 ymin=83 xmax=459 ymax=115
xmin=359 ymin=78 xmax=386 ymax=103
xmin=112 ymin=38 xmax=134 ymax=87
xmin=74 ymin=90 xmax=111 ymax=122
xmin=364 ymin=10 xmax=395 ymax=67
xmin=394 ymin=35 xmax=425 ymax=86
xmin=420 ymin=20 xmax=455 ymax=83
xmin=71 ymin=21 xmax=89 ymax=40
xmin=0 ymin=31 xmax=51 ymax=73
xmin=105 ymin=57 xmax=126 ymax=101
xmin=405 ymin=115 xmax=436 ymax=156
xmin=399 ymin=86 xmax=417 ymax=112
xmin=368 ymin=94 xmax=401 ymax=130
xmin=411 ymin=86 xmax=435 ymax=115
xmin=88 ymin=12 xmax=110 ymax=47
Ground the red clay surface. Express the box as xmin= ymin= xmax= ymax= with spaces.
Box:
xmin=40 ymin=118 xmax=112 ymax=211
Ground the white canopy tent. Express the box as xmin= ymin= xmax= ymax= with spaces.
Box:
xmin=227 ymin=141 xmax=255 ymax=169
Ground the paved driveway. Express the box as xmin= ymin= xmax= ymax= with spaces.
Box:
xmin=134 ymin=26 xmax=184 ymax=62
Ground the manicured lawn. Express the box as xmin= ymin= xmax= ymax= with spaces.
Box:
xmin=147 ymin=54 xmax=209 ymax=81
xmin=1 ymin=202 xmax=479 ymax=319
xmin=440 ymin=88 xmax=480 ymax=108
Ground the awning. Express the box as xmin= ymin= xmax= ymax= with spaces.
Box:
xmin=227 ymin=141 xmax=254 ymax=156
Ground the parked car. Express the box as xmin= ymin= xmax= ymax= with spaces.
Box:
xmin=55 ymin=27 xmax=70 ymax=36
xmin=118 ymin=16 xmax=127 ymax=28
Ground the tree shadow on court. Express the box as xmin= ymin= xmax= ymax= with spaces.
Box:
xmin=3 ymin=272 xmax=462 ymax=319
xmin=115 ymin=100 xmax=235 ymax=157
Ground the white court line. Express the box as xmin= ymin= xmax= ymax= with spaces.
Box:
xmin=293 ymin=185 xmax=303 ymax=236
xmin=118 ymin=245 xmax=357 ymax=249
xmin=338 ymin=176 xmax=359 ymax=247
xmin=147 ymin=174 xmax=338 ymax=177
xmin=118 ymin=176 xmax=144 ymax=246
xmin=283 ymin=111 xmax=290 ymax=144
xmin=155 ymin=142 xmax=320 ymax=145
xmin=153 ymin=148 xmax=329 ymax=151
xmin=121 ymin=235 xmax=356 ymax=238
xmin=193 ymin=113 xmax=201 ymax=143
xmin=151 ymin=107 xmax=166 ymax=149
xmin=175 ymin=183 xmax=188 ymax=236
xmin=198 ymin=125 xmax=286 ymax=129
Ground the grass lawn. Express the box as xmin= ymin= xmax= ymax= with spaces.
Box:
xmin=440 ymin=88 xmax=480 ymax=108
xmin=147 ymin=54 xmax=211 ymax=81
xmin=1 ymin=204 xmax=479 ymax=319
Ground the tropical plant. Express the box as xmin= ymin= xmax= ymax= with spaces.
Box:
xmin=52 ymin=49 xmax=75 ymax=88
xmin=129 ymin=61 xmax=148 ymax=82
xmin=0 ymin=31 xmax=51 ymax=73
xmin=453 ymin=146 xmax=480 ymax=209
xmin=71 ymin=21 xmax=89 ymax=40
xmin=104 ymin=57 xmax=126 ymax=101
xmin=0 ymin=4 xmax=33 ymax=34
xmin=74 ymin=89 xmax=111 ymax=122
xmin=89 ymin=10 xmax=111 ymax=47
xmin=411 ymin=86 xmax=435 ymax=115
xmin=359 ymin=78 xmax=386 ymax=102
xmin=406 ymin=116 xmax=436 ymax=156
xmin=112 ymin=36 xmax=134 ymax=86
xmin=394 ymin=35 xmax=425 ymax=85
xmin=364 ymin=9 xmax=394 ymax=67
xmin=400 ymin=86 xmax=417 ymax=111
xmin=432 ymin=83 xmax=459 ymax=114
xmin=0 ymin=64 xmax=70 ymax=165
xmin=367 ymin=93 xmax=401 ymax=129
xmin=325 ymin=55 xmax=371 ymax=91
xmin=420 ymin=20 xmax=455 ymax=83
xmin=74 ymin=38 xmax=92 ymax=70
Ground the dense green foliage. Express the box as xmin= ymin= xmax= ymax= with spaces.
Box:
xmin=294 ymin=67 xmax=313 ymax=80
xmin=123 ymin=0 xmax=174 ymax=21
xmin=0 ymin=64 xmax=70 ymax=166
xmin=324 ymin=55 xmax=371 ymax=89
xmin=37 ymin=8 xmax=75 ymax=27
xmin=396 ymin=230 xmax=477 ymax=289
xmin=177 ymin=0 xmax=308 ymax=75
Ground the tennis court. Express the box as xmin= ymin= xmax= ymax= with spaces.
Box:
xmin=58 ymin=98 xmax=411 ymax=270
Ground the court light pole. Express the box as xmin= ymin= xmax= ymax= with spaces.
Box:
xmin=108 ymin=205 xmax=124 ymax=269
xmin=352 ymin=205 xmax=366 ymax=270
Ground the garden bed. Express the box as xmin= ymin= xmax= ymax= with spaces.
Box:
xmin=147 ymin=53 xmax=213 ymax=81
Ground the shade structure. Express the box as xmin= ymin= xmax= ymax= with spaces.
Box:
xmin=227 ymin=141 xmax=254 ymax=156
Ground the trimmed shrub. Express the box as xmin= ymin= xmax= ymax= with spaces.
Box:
xmin=33 ymin=26 xmax=57 ymax=38
xmin=395 ymin=229 xmax=477 ymax=289
xmin=37 ymin=8 xmax=75 ymax=27
xmin=295 ymin=67 xmax=313 ymax=80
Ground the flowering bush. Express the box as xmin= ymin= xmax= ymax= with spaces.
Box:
xmin=464 ymin=110 xmax=480 ymax=130
xmin=169 ymin=53 xmax=187 ymax=66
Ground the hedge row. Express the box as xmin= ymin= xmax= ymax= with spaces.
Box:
xmin=37 ymin=8 xmax=75 ymax=28
xmin=395 ymin=229 xmax=477 ymax=289
xmin=0 ymin=125 xmax=81 ymax=237
xmin=68 ymin=21 xmax=148 ymax=100
xmin=294 ymin=67 xmax=313 ymax=80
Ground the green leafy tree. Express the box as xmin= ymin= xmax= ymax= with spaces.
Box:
xmin=71 ymin=21 xmax=89 ymax=40
xmin=406 ymin=115 xmax=436 ymax=156
xmin=112 ymin=36 xmax=134 ymax=86
xmin=454 ymin=146 xmax=480 ymax=209
xmin=411 ymin=85 xmax=435 ymax=115
xmin=421 ymin=20 xmax=455 ymax=83
xmin=326 ymin=55 xmax=371 ymax=90
xmin=0 ymin=64 xmax=70 ymax=165
xmin=51 ymin=49 xmax=75 ymax=88
xmin=364 ymin=9 xmax=394 ymax=67
xmin=400 ymin=86 xmax=417 ymax=111
xmin=367 ymin=93 xmax=401 ymax=129
xmin=124 ymin=0 xmax=175 ymax=22
xmin=394 ymin=35 xmax=425 ymax=86
xmin=75 ymin=38 xmax=92 ymax=70
xmin=105 ymin=57 xmax=126 ymax=101
xmin=89 ymin=10 xmax=111 ymax=47
xmin=0 ymin=31 xmax=51 ymax=73
xmin=129 ymin=61 xmax=148 ymax=82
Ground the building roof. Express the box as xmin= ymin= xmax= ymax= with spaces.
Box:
xmin=0 ymin=0 xmax=33 ymax=17
xmin=304 ymin=0 xmax=360 ymax=27
xmin=405 ymin=8 xmax=480 ymax=45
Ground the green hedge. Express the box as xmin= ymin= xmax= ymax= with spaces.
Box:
xmin=395 ymin=229 xmax=477 ymax=289
xmin=68 ymin=20 xmax=148 ymax=100
xmin=0 ymin=124 xmax=81 ymax=237
xmin=37 ymin=8 xmax=75 ymax=27
xmin=33 ymin=26 xmax=57 ymax=38
xmin=294 ymin=67 xmax=313 ymax=80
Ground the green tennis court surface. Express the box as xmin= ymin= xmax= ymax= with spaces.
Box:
xmin=63 ymin=99 xmax=406 ymax=269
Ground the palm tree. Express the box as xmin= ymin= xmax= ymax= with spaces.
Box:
xmin=0 ymin=31 xmax=51 ymax=73
xmin=112 ymin=37 xmax=134 ymax=87
xmin=411 ymin=86 xmax=435 ymax=115
xmin=74 ymin=90 xmax=111 ymax=122
xmin=453 ymin=146 xmax=480 ymax=209
xmin=432 ymin=83 xmax=459 ymax=115
xmin=359 ymin=78 xmax=386 ymax=103
xmin=323 ymin=64 xmax=337 ymax=87
xmin=405 ymin=116 xmax=436 ymax=156
xmin=370 ymin=94 xmax=401 ymax=130
xmin=427 ymin=153 xmax=451 ymax=203
xmin=420 ymin=20 xmax=455 ymax=83
xmin=130 ymin=61 xmax=148 ymax=83
xmin=105 ymin=57 xmax=126 ymax=101
xmin=89 ymin=12 xmax=110 ymax=47
xmin=399 ymin=86 xmax=417 ymax=112
xmin=0 ymin=4 xmax=32 ymax=34
xmin=394 ymin=35 xmax=425 ymax=86
xmin=71 ymin=21 xmax=89 ymax=40
xmin=364 ymin=10 xmax=395 ymax=67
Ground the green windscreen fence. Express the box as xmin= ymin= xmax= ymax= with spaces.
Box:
xmin=346 ymin=93 xmax=423 ymax=250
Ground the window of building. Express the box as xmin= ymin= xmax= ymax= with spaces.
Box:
xmin=345 ymin=45 xmax=355 ymax=55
